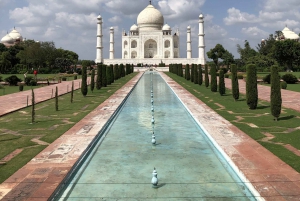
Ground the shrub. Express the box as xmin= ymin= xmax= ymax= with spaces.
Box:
xmin=25 ymin=76 xmax=34 ymax=86
xmin=237 ymin=74 xmax=244 ymax=79
xmin=0 ymin=76 xmax=2 ymax=82
xmin=81 ymin=65 xmax=88 ymax=96
xmin=198 ymin=64 xmax=203 ymax=86
xmin=19 ymin=84 xmax=24 ymax=91
xmin=76 ymin=68 xmax=82 ymax=75
xmin=220 ymin=68 xmax=228 ymax=74
xmin=210 ymin=64 xmax=217 ymax=92
xmin=30 ymin=80 xmax=37 ymax=86
xmin=219 ymin=70 xmax=225 ymax=96
xmin=205 ymin=64 xmax=209 ymax=88
xmin=270 ymin=66 xmax=282 ymax=121
xmin=231 ymin=64 xmax=239 ymax=101
xmin=263 ymin=74 xmax=271 ymax=84
xmin=4 ymin=75 xmax=22 ymax=86
xmin=91 ymin=69 xmax=95 ymax=92
xmin=281 ymin=81 xmax=287 ymax=89
xmin=281 ymin=74 xmax=298 ymax=84
xmin=224 ymin=74 xmax=229 ymax=78
xmin=186 ymin=64 xmax=190 ymax=80
xmin=31 ymin=89 xmax=35 ymax=123
xmin=62 ymin=77 xmax=67 ymax=81
xmin=246 ymin=64 xmax=258 ymax=109
xmin=74 ymin=75 xmax=77 ymax=80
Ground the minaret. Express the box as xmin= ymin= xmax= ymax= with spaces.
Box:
xmin=95 ymin=15 xmax=103 ymax=64
xmin=187 ymin=26 xmax=192 ymax=59
xmin=198 ymin=14 xmax=206 ymax=64
xmin=109 ymin=27 xmax=114 ymax=59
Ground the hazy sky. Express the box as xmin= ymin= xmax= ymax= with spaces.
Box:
xmin=1 ymin=0 xmax=299 ymax=61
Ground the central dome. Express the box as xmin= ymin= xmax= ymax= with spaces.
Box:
xmin=137 ymin=4 xmax=164 ymax=31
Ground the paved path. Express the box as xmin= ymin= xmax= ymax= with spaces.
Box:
xmin=224 ymin=78 xmax=300 ymax=112
xmin=0 ymin=78 xmax=90 ymax=117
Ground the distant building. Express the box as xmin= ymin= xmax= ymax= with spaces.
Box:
xmin=0 ymin=28 xmax=23 ymax=47
xmin=276 ymin=26 xmax=299 ymax=41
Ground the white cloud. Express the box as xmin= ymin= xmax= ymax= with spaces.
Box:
xmin=241 ymin=27 xmax=268 ymax=38
xmin=224 ymin=8 xmax=259 ymax=25
xmin=108 ymin=16 xmax=122 ymax=24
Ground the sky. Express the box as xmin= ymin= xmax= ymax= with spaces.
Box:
xmin=1 ymin=0 xmax=300 ymax=61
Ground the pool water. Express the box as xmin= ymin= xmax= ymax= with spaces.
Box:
xmin=54 ymin=71 xmax=258 ymax=200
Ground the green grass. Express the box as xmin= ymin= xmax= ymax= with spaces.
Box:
xmin=0 ymin=73 xmax=138 ymax=183
xmin=166 ymin=72 xmax=300 ymax=173
xmin=0 ymin=73 xmax=81 ymax=80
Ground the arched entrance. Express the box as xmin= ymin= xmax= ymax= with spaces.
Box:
xmin=144 ymin=39 xmax=157 ymax=58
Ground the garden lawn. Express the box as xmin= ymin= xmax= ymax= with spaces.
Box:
xmin=0 ymin=72 xmax=137 ymax=183
xmin=166 ymin=72 xmax=300 ymax=173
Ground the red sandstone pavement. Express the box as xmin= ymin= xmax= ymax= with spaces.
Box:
xmin=0 ymin=71 xmax=300 ymax=200
xmin=0 ymin=78 xmax=90 ymax=117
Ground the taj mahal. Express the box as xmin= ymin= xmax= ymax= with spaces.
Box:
xmin=95 ymin=1 xmax=206 ymax=65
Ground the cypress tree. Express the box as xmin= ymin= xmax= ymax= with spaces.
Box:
xmin=114 ymin=64 xmax=118 ymax=80
xmin=106 ymin=66 xmax=111 ymax=85
xmin=231 ymin=64 xmax=239 ymax=101
xmin=55 ymin=86 xmax=58 ymax=111
xmin=219 ymin=70 xmax=225 ymax=95
xmin=120 ymin=64 xmax=125 ymax=77
xmin=110 ymin=64 xmax=115 ymax=83
xmin=191 ymin=64 xmax=194 ymax=82
xmin=194 ymin=64 xmax=198 ymax=84
xmin=186 ymin=64 xmax=190 ymax=80
xmin=71 ymin=81 xmax=74 ymax=103
xmin=102 ymin=64 xmax=107 ymax=87
xmin=31 ymin=89 xmax=35 ymax=123
xmin=270 ymin=65 xmax=282 ymax=121
xmin=205 ymin=64 xmax=209 ymax=88
xmin=246 ymin=64 xmax=258 ymax=109
xmin=81 ymin=65 xmax=88 ymax=96
xmin=96 ymin=64 xmax=102 ymax=90
xmin=198 ymin=64 xmax=203 ymax=86
xmin=90 ymin=68 xmax=95 ymax=92
xmin=210 ymin=64 xmax=217 ymax=92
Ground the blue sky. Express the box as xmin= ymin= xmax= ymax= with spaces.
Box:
xmin=1 ymin=0 xmax=299 ymax=61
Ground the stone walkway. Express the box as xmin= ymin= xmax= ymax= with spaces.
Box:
xmin=0 ymin=71 xmax=299 ymax=200
xmin=0 ymin=78 xmax=90 ymax=117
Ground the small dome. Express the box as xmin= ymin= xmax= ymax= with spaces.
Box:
xmin=130 ymin=24 xmax=138 ymax=31
xmin=199 ymin=14 xmax=204 ymax=18
xmin=1 ymin=34 xmax=14 ymax=44
xmin=9 ymin=29 xmax=23 ymax=41
xmin=282 ymin=27 xmax=299 ymax=40
xmin=137 ymin=4 xmax=164 ymax=31
xmin=162 ymin=24 xmax=171 ymax=31
xmin=97 ymin=15 xmax=102 ymax=20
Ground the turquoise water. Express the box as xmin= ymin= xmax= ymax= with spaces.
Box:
xmin=54 ymin=71 xmax=258 ymax=200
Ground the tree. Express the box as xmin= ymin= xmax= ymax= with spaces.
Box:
xmin=31 ymin=89 xmax=35 ymax=123
xmin=55 ymin=86 xmax=58 ymax=111
xmin=207 ymin=44 xmax=226 ymax=69
xmin=90 ymin=68 xmax=95 ymax=92
xmin=231 ymin=64 xmax=239 ymax=101
xmin=246 ymin=64 xmax=258 ymax=109
xmin=221 ymin=50 xmax=235 ymax=67
xmin=274 ymin=39 xmax=300 ymax=71
xmin=194 ymin=64 xmax=198 ymax=84
xmin=198 ymin=64 xmax=203 ymax=86
xmin=96 ymin=64 xmax=102 ymax=90
xmin=219 ymin=70 xmax=225 ymax=95
xmin=81 ymin=64 xmax=88 ymax=96
xmin=237 ymin=40 xmax=258 ymax=64
xmin=210 ymin=64 xmax=217 ymax=92
xmin=191 ymin=64 xmax=194 ymax=82
xmin=102 ymin=64 xmax=107 ymax=87
xmin=205 ymin=64 xmax=209 ymax=88
xmin=270 ymin=65 xmax=282 ymax=121
xmin=71 ymin=81 xmax=74 ymax=103
xmin=186 ymin=64 xmax=190 ymax=80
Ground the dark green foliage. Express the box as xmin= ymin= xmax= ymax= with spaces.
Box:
xmin=281 ymin=81 xmax=287 ymax=89
xmin=263 ymin=74 xmax=271 ymax=84
xmin=237 ymin=74 xmax=244 ymax=79
xmin=96 ymin=64 xmax=102 ymax=90
xmin=106 ymin=66 xmax=111 ymax=85
xmin=270 ymin=65 xmax=282 ymax=121
xmin=19 ymin=84 xmax=24 ymax=91
xmin=186 ymin=64 xmax=190 ymax=80
xmin=198 ymin=65 xmax=203 ymax=86
xmin=114 ymin=64 xmax=119 ymax=80
xmin=25 ymin=76 xmax=34 ymax=86
xmin=194 ymin=64 xmax=198 ymax=84
xmin=102 ymin=64 xmax=107 ymax=87
xmin=0 ymin=76 xmax=2 ymax=82
xmin=71 ymin=81 xmax=74 ymax=103
xmin=55 ymin=86 xmax=58 ymax=111
xmin=210 ymin=64 xmax=217 ymax=92
xmin=120 ymin=64 xmax=125 ymax=77
xmin=4 ymin=75 xmax=22 ymax=86
xmin=31 ymin=89 xmax=35 ymax=123
xmin=231 ymin=64 xmax=239 ymax=101
xmin=246 ymin=64 xmax=258 ymax=109
xmin=90 ymin=69 xmax=95 ymax=92
xmin=110 ymin=64 xmax=115 ymax=84
xmin=61 ymin=77 xmax=67 ymax=81
xmin=281 ymin=74 xmax=298 ymax=84
xmin=191 ymin=64 xmax=194 ymax=82
xmin=205 ymin=64 xmax=209 ymax=88
xmin=219 ymin=70 xmax=225 ymax=95
xmin=74 ymin=75 xmax=77 ymax=80
xmin=81 ymin=65 xmax=88 ymax=96
xmin=224 ymin=74 xmax=229 ymax=78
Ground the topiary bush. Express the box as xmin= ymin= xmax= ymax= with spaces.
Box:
xmin=25 ymin=76 xmax=34 ymax=86
xmin=0 ymin=76 xmax=2 ymax=82
xmin=270 ymin=66 xmax=282 ymax=121
xmin=19 ymin=84 xmax=24 ymax=91
xmin=210 ymin=64 xmax=217 ymax=92
xmin=246 ymin=64 xmax=258 ymax=110
xmin=263 ymin=74 xmax=271 ymax=84
xmin=224 ymin=74 xmax=229 ymax=78
xmin=281 ymin=81 xmax=287 ymax=89
xmin=281 ymin=74 xmax=298 ymax=84
xmin=74 ymin=75 xmax=77 ymax=80
xmin=237 ymin=74 xmax=244 ymax=79
xmin=4 ymin=75 xmax=22 ymax=86
xmin=62 ymin=77 xmax=67 ymax=81
xmin=30 ymin=80 xmax=37 ymax=86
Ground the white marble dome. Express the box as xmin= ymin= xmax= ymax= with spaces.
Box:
xmin=282 ymin=27 xmax=299 ymax=40
xmin=130 ymin=24 xmax=138 ymax=31
xmin=162 ymin=24 xmax=171 ymax=31
xmin=1 ymin=34 xmax=14 ymax=44
xmin=137 ymin=4 xmax=164 ymax=31
xmin=9 ymin=29 xmax=23 ymax=41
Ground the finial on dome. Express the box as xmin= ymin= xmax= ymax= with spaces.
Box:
xmin=149 ymin=0 xmax=152 ymax=5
